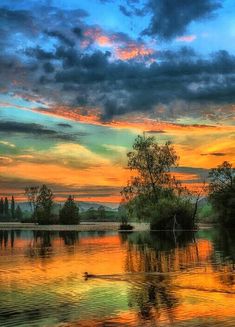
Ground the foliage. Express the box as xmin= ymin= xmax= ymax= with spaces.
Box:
xmin=122 ymin=135 xmax=180 ymax=204
xmin=197 ymin=203 xmax=217 ymax=224
xmin=122 ymin=135 xmax=195 ymax=230
xmin=150 ymin=197 xmax=195 ymax=230
xmin=35 ymin=185 xmax=54 ymax=224
xmin=208 ymin=161 xmax=235 ymax=226
xmin=81 ymin=207 xmax=117 ymax=222
xmin=59 ymin=195 xmax=80 ymax=225
xmin=0 ymin=196 xmax=18 ymax=221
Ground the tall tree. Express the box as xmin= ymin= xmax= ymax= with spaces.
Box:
xmin=0 ymin=198 xmax=4 ymax=215
xmin=11 ymin=196 xmax=15 ymax=219
xmin=209 ymin=161 xmax=235 ymax=226
xmin=122 ymin=135 xmax=194 ymax=230
xmin=122 ymin=135 xmax=179 ymax=203
xmin=35 ymin=185 xmax=54 ymax=224
xmin=4 ymin=197 xmax=9 ymax=217
xmin=59 ymin=195 xmax=80 ymax=225
xmin=25 ymin=186 xmax=40 ymax=215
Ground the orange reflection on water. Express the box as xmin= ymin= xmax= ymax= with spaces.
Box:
xmin=0 ymin=231 xmax=234 ymax=327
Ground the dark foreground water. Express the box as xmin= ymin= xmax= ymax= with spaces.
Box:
xmin=0 ymin=228 xmax=234 ymax=327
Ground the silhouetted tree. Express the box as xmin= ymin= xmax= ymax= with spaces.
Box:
xmin=59 ymin=195 xmax=80 ymax=224
xmin=35 ymin=185 xmax=54 ymax=224
xmin=4 ymin=197 xmax=9 ymax=217
xmin=209 ymin=161 xmax=235 ymax=226
xmin=11 ymin=196 xmax=15 ymax=219
xmin=0 ymin=198 xmax=3 ymax=215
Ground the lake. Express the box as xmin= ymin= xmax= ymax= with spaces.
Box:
xmin=0 ymin=228 xmax=234 ymax=327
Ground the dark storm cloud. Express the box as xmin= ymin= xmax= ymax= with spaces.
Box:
xmin=44 ymin=30 xmax=75 ymax=47
xmin=0 ymin=121 xmax=75 ymax=141
xmin=120 ymin=0 xmax=222 ymax=38
xmin=47 ymin=47 xmax=235 ymax=120
xmin=1 ymin=3 xmax=234 ymax=123
xmin=144 ymin=0 xmax=223 ymax=40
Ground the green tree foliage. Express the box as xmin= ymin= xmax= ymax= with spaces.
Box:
xmin=35 ymin=185 xmax=54 ymax=224
xmin=59 ymin=195 xmax=80 ymax=225
xmin=209 ymin=161 xmax=235 ymax=226
xmin=122 ymin=135 xmax=194 ymax=230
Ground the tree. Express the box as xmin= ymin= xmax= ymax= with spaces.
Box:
xmin=0 ymin=198 xmax=3 ymax=216
xmin=122 ymin=135 xmax=194 ymax=230
xmin=25 ymin=186 xmax=40 ymax=216
xmin=4 ymin=197 xmax=9 ymax=217
xmin=209 ymin=161 xmax=235 ymax=226
xmin=59 ymin=195 xmax=80 ymax=225
xmin=122 ymin=135 xmax=179 ymax=203
xmin=11 ymin=196 xmax=15 ymax=219
xmin=15 ymin=205 xmax=23 ymax=221
xmin=35 ymin=185 xmax=54 ymax=224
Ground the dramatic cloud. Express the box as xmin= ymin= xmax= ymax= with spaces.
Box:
xmin=0 ymin=121 xmax=75 ymax=141
xmin=143 ymin=0 xmax=222 ymax=40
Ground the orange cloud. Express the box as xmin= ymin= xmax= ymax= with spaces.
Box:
xmin=84 ymin=26 xmax=154 ymax=60
xmin=116 ymin=44 xmax=154 ymax=60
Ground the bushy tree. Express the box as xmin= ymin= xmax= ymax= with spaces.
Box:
xmin=59 ymin=195 xmax=80 ymax=225
xmin=209 ymin=161 xmax=235 ymax=226
xmin=122 ymin=135 xmax=194 ymax=230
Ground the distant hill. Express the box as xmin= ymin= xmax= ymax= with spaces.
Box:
xmin=18 ymin=201 xmax=118 ymax=213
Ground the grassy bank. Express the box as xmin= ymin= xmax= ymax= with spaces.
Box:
xmin=0 ymin=222 xmax=214 ymax=231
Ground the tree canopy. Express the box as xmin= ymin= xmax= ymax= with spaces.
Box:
xmin=59 ymin=195 xmax=80 ymax=225
xmin=122 ymin=135 xmax=194 ymax=230
xmin=209 ymin=161 xmax=235 ymax=226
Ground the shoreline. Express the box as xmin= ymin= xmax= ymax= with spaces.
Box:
xmin=0 ymin=222 xmax=214 ymax=231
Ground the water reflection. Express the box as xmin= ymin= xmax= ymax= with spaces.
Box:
xmin=0 ymin=228 xmax=234 ymax=327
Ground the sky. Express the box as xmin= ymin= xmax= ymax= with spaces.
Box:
xmin=0 ymin=0 xmax=235 ymax=204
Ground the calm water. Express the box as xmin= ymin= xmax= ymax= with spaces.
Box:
xmin=0 ymin=228 xmax=234 ymax=327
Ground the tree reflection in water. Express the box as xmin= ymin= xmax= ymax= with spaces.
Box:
xmin=121 ymin=231 xmax=198 ymax=324
xmin=210 ymin=228 xmax=235 ymax=287
xmin=25 ymin=231 xmax=80 ymax=258
xmin=59 ymin=231 xmax=79 ymax=247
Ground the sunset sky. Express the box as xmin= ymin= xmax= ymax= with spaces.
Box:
xmin=0 ymin=0 xmax=235 ymax=203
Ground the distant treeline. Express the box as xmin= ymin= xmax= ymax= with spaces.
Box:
xmin=0 ymin=196 xmax=23 ymax=221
